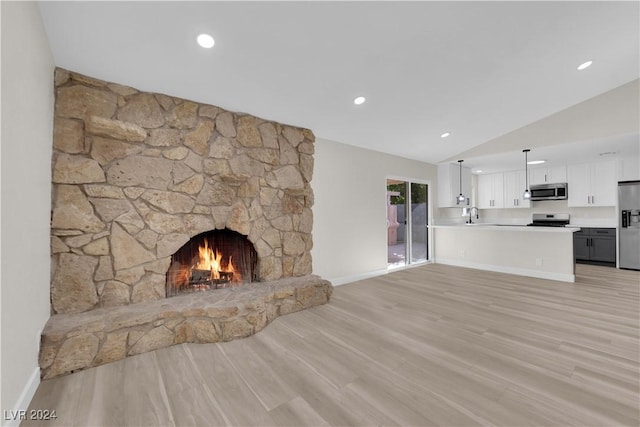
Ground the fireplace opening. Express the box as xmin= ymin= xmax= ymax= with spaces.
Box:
xmin=166 ymin=229 xmax=258 ymax=297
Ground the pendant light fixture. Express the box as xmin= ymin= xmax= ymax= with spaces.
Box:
xmin=523 ymin=149 xmax=531 ymax=200
xmin=457 ymin=160 xmax=466 ymax=204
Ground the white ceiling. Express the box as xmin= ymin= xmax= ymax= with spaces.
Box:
xmin=38 ymin=1 xmax=639 ymax=166
xmin=462 ymin=132 xmax=639 ymax=175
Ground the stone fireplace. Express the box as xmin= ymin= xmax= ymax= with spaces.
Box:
xmin=40 ymin=69 xmax=332 ymax=379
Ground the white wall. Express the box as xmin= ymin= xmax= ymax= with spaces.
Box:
xmin=1 ymin=1 xmax=55 ymax=419
xmin=312 ymin=138 xmax=437 ymax=284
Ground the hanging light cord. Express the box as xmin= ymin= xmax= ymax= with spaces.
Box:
xmin=457 ymin=160 xmax=465 ymax=204
xmin=525 ymin=150 xmax=528 ymax=189
xmin=523 ymin=149 xmax=531 ymax=199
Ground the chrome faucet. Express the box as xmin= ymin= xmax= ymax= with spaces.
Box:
xmin=466 ymin=207 xmax=479 ymax=224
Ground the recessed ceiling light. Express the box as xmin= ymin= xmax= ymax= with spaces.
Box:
xmin=527 ymin=160 xmax=546 ymax=165
xmin=577 ymin=60 xmax=592 ymax=70
xmin=197 ymin=34 xmax=215 ymax=48
xmin=353 ymin=96 xmax=366 ymax=105
xmin=475 ymin=170 xmax=483 ymax=173
xmin=440 ymin=132 xmax=451 ymax=138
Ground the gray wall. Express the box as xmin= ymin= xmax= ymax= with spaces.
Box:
xmin=1 ymin=1 xmax=55 ymax=415
xmin=312 ymin=137 xmax=436 ymax=284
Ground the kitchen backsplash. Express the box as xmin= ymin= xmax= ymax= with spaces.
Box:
xmin=435 ymin=201 xmax=617 ymax=227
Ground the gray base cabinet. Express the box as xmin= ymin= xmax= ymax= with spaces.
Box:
xmin=574 ymin=228 xmax=616 ymax=266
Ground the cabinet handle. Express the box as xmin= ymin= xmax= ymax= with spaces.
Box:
xmin=545 ymin=173 xmax=548 ymax=182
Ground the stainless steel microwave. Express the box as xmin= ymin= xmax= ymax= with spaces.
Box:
xmin=530 ymin=183 xmax=568 ymax=201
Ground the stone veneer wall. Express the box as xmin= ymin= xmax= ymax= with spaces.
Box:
xmin=51 ymin=68 xmax=315 ymax=315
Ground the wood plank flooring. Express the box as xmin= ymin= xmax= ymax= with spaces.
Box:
xmin=24 ymin=263 xmax=639 ymax=426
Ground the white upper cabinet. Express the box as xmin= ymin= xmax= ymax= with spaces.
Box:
xmin=503 ymin=170 xmax=531 ymax=208
xmin=618 ymin=156 xmax=640 ymax=182
xmin=529 ymin=165 xmax=567 ymax=185
xmin=567 ymin=160 xmax=616 ymax=207
xmin=477 ymin=172 xmax=504 ymax=209
xmin=437 ymin=163 xmax=471 ymax=207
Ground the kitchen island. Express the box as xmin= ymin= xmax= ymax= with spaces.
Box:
xmin=430 ymin=224 xmax=580 ymax=282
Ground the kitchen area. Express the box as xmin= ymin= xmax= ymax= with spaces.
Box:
xmin=432 ymin=135 xmax=640 ymax=282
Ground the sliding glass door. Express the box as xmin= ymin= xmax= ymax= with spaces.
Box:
xmin=386 ymin=180 xmax=407 ymax=267
xmin=387 ymin=179 xmax=428 ymax=268
xmin=410 ymin=182 xmax=428 ymax=263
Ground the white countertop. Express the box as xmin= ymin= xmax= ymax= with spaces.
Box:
xmin=568 ymin=222 xmax=617 ymax=229
xmin=429 ymin=224 xmax=580 ymax=233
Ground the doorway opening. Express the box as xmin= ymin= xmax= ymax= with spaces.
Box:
xmin=386 ymin=179 xmax=428 ymax=268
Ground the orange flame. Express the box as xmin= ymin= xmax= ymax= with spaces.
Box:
xmin=194 ymin=240 xmax=241 ymax=283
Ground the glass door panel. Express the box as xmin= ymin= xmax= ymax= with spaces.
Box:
xmin=410 ymin=182 xmax=428 ymax=263
xmin=387 ymin=180 xmax=407 ymax=268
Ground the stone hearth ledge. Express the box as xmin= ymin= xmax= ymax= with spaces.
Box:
xmin=40 ymin=275 xmax=332 ymax=379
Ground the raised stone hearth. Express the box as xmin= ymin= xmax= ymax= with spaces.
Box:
xmin=43 ymin=68 xmax=332 ymax=378
xmin=40 ymin=276 xmax=332 ymax=379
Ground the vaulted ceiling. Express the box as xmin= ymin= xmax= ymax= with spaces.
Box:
xmin=38 ymin=1 xmax=639 ymax=166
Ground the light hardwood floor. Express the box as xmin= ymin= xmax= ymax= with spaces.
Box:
xmin=24 ymin=263 xmax=639 ymax=426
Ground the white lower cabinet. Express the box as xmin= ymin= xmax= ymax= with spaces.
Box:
xmin=503 ymin=170 xmax=531 ymax=208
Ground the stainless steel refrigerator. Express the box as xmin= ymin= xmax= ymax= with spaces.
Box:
xmin=619 ymin=181 xmax=640 ymax=270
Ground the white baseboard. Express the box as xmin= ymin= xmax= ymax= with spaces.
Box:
xmin=329 ymin=268 xmax=389 ymax=287
xmin=435 ymin=258 xmax=575 ymax=283
xmin=3 ymin=367 xmax=40 ymax=427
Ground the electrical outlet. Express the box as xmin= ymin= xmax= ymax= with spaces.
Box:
xmin=535 ymin=258 xmax=543 ymax=266
xmin=459 ymin=250 xmax=465 ymax=258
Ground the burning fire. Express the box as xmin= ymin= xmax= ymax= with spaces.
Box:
xmin=194 ymin=240 xmax=240 ymax=282
xmin=171 ymin=239 xmax=242 ymax=291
